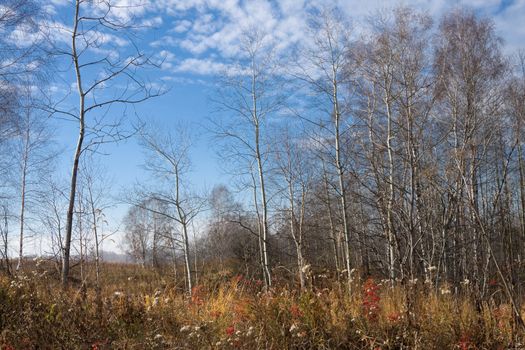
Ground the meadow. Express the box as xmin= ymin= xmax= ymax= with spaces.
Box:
xmin=1 ymin=261 xmax=523 ymax=349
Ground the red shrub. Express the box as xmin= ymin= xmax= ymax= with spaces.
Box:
xmin=226 ymin=325 xmax=235 ymax=336
xmin=458 ymin=333 xmax=472 ymax=350
xmin=362 ymin=278 xmax=381 ymax=321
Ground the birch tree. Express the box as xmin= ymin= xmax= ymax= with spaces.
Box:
xmin=296 ymin=7 xmax=356 ymax=290
xmin=356 ymin=8 xmax=435 ymax=282
xmin=274 ymin=129 xmax=313 ymax=290
xmin=136 ymin=124 xmax=203 ymax=296
xmin=47 ymin=0 xmax=161 ymax=286
xmin=211 ymin=29 xmax=284 ymax=288
xmin=1 ymin=0 xmax=46 ymax=197
xmin=15 ymin=92 xmax=56 ymax=270
xmin=434 ymin=8 xmax=506 ymax=284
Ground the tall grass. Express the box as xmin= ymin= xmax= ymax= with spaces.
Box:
xmin=0 ymin=262 xmax=523 ymax=349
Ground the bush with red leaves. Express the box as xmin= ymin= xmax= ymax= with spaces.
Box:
xmin=362 ymin=278 xmax=381 ymax=321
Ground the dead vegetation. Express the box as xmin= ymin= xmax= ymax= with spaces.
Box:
xmin=1 ymin=262 xmax=524 ymax=349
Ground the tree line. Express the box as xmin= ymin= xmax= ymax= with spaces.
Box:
xmin=123 ymin=6 xmax=525 ymax=317
xmin=1 ymin=1 xmax=525 ymax=317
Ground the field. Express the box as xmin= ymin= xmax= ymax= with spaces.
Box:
xmin=1 ymin=262 xmax=524 ymax=349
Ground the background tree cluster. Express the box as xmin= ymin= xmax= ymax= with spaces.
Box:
xmin=2 ymin=0 xmax=525 ymax=318
xmin=122 ymin=7 xmax=525 ymax=315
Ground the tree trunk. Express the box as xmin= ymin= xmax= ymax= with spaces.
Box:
xmin=17 ymin=138 xmax=28 ymax=271
xmin=332 ymin=66 xmax=352 ymax=292
xmin=62 ymin=0 xmax=85 ymax=286
xmin=252 ymin=67 xmax=271 ymax=288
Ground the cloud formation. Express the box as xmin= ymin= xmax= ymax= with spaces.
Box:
xmin=45 ymin=0 xmax=525 ymax=76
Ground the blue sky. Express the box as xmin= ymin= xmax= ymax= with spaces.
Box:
xmin=9 ymin=0 xmax=525 ymax=254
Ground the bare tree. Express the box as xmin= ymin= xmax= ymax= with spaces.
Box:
xmin=434 ymin=8 xmax=507 ymax=286
xmin=295 ymin=7 xmax=356 ymax=290
xmin=354 ymin=8 xmax=436 ymax=284
xmin=204 ymin=185 xmax=254 ymax=271
xmin=14 ymin=91 xmax=56 ymax=270
xmin=1 ymin=0 xmax=46 ymax=196
xmin=0 ymin=205 xmax=11 ymax=275
xmin=274 ymin=128 xmax=314 ymax=290
xmin=123 ymin=201 xmax=153 ymax=267
xmin=0 ymin=0 xmax=43 ymax=85
xmin=78 ymin=158 xmax=113 ymax=289
xmin=39 ymin=178 xmax=67 ymax=270
xmin=47 ymin=0 xmax=161 ymax=286
xmin=210 ymin=29 xmax=285 ymax=288
xmin=507 ymin=52 xmax=525 ymax=267
xmin=134 ymin=123 xmax=204 ymax=296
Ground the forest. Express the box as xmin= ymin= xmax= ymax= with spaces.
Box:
xmin=2 ymin=0 xmax=525 ymax=348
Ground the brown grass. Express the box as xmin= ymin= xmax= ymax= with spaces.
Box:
xmin=0 ymin=262 xmax=524 ymax=349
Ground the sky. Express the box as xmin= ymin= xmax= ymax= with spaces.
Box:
xmin=8 ymin=0 xmax=525 ymax=255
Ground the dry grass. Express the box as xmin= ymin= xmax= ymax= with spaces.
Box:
xmin=0 ymin=262 xmax=524 ymax=349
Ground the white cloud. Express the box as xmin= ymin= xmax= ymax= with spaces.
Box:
xmin=160 ymin=75 xmax=207 ymax=85
xmin=7 ymin=26 xmax=42 ymax=48
xmin=493 ymin=0 xmax=525 ymax=54
xmin=156 ymin=50 xmax=177 ymax=70
xmin=50 ymin=0 xmax=70 ymax=6
xmin=160 ymin=50 xmax=176 ymax=61
xmin=150 ymin=35 xmax=179 ymax=48
xmin=5 ymin=19 xmax=71 ymax=49
xmin=141 ymin=16 xmax=163 ymax=27
xmin=173 ymin=58 xmax=230 ymax=75
xmin=191 ymin=13 xmax=218 ymax=34
xmin=43 ymin=0 xmax=525 ymax=76
xmin=173 ymin=19 xmax=192 ymax=33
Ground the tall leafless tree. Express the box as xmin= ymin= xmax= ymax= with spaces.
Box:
xmin=133 ymin=123 xmax=204 ymax=296
xmin=15 ymin=91 xmax=56 ymax=270
xmin=295 ymin=7 xmax=356 ymax=290
xmin=47 ymin=0 xmax=161 ymax=286
xmin=274 ymin=128 xmax=314 ymax=290
xmin=211 ymin=28 xmax=285 ymax=288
